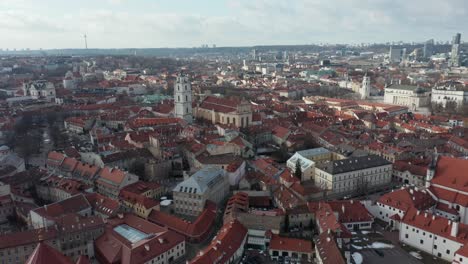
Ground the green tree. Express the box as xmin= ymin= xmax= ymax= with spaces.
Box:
xmin=294 ymin=159 xmax=302 ymax=179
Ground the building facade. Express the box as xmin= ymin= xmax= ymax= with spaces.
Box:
xmin=174 ymin=74 xmax=193 ymax=123
xmin=173 ymin=167 xmax=229 ymax=216
xmin=315 ymin=155 xmax=392 ymax=195
xmin=384 ymin=84 xmax=431 ymax=111
xmin=194 ymin=96 xmax=252 ymax=128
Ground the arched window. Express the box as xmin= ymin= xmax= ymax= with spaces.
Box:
xmin=186 ymin=95 xmax=188 ymax=101
xmin=178 ymin=96 xmax=180 ymax=102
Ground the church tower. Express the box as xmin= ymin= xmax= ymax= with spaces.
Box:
xmin=361 ymin=74 xmax=371 ymax=100
xmin=174 ymin=74 xmax=193 ymax=123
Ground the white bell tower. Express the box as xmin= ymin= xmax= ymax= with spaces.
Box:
xmin=361 ymin=74 xmax=371 ymax=100
xmin=174 ymin=74 xmax=193 ymax=123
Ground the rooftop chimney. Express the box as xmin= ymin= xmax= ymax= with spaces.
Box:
xmin=451 ymin=221 xmax=459 ymax=237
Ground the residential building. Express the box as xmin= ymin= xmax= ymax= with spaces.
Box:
xmin=0 ymin=215 xmax=105 ymax=263
xmin=189 ymin=220 xmax=247 ymax=264
xmin=95 ymin=214 xmax=185 ymax=264
xmin=426 ymin=156 xmax=468 ymax=224
xmin=269 ymin=234 xmax=314 ymax=262
xmin=173 ymin=167 xmax=229 ymax=216
xmin=315 ymin=232 xmax=346 ymax=264
xmin=392 ymin=160 xmax=427 ymax=186
xmin=286 ymin=148 xmax=333 ymax=181
xmin=399 ymin=208 xmax=468 ymax=262
xmin=368 ymin=187 xmax=435 ymax=229
xmin=148 ymin=201 xmax=217 ymax=243
xmin=95 ymin=167 xmax=138 ymax=199
xmin=315 ymin=155 xmax=392 ymax=195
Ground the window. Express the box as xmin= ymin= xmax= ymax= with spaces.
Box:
xmin=447 ymin=250 xmax=450 ymax=254
xmin=420 ymin=240 xmax=423 ymax=244
xmin=434 ymin=245 xmax=437 ymax=249
xmin=405 ymin=234 xmax=408 ymax=238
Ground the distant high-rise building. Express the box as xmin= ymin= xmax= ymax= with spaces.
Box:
xmin=174 ymin=74 xmax=193 ymax=123
xmin=389 ymin=46 xmax=403 ymax=63
xmin=449 ymin=33 xmax=462 ymax=67
xmin=252 ymin=49 xmax=257 ymax=60
xmin=423 ymin=39 xmax=434 ymax=58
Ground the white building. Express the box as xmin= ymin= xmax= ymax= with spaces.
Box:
xmin=366 ymin=187 xmax=434 ymax=229
xmin=399 ymin=208 xmax=468 ymax=263
xmin=426 ymin=156 xmax=468 ymax=225
xmin=384 ymin=84 xmax=431 ymax=111
xmin=63 ymin=71 xmax=77 ymax=90
xmin=360 ymin=74 xmax=371 ymax=100
xmin=432 ymin=81 xmax=468 ymax=109
xmin=174 ymin=74 xmax=193 ymax=123
xmin=173 ymin=167 xmax=229 ymax=216
xmin=22 ymin=80 xmax=56 ymax=100
xmin=286 ymin=148 xmax=332 ymax=181
xmin=315 ymin=155 xmax=392 ymax=195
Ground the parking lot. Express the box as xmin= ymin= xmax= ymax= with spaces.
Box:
xmin=361 ymin=248 xmax=423 ymax=264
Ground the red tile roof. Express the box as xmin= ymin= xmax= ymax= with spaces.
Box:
xmin=84 ymin=193 xmax=120 ymax=217
xmin=378 ymin=187 xmax=435 ymax=212
xmin=269 ymin=234 xmax=313 ymax=254
xmin=32 ymin=194 xmax=91 ymax=219
xmin=189 ymin=220 xmax=247 ymax=264
xmin=98 ymin=167 xmax=127 ymax=185
xmin=120 ymin=191 xmax=159 ymax=209
xmin=315 ymin=232 xmax=346 ymax=264
xmin=47 ymin=151 xmax=65 ymax=167
xmin=121 ymin=181 xmax=161 ymax=195
xmin=402 ymin=207 xmax=468 ymax=244
xmin=148 ymin=201 xmax=216 ymax=241
xmin=95 ymin=214 xmax=185 ymax=264
xmin=327 ymin=200 xmax=374 ymax=223
xmin=75 ymin=255 xmax=91 ymax=264
xmin=199 ymin=96 xmax=240 ymax=113
xmin=431 ymin=156 xmax=468 ymax=193
xmin=393 ymin=160 xmax=427 ymax=176
xmin=26 ymin=242 xmax=73 ymax=264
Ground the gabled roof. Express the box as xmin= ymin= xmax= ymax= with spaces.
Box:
xmin=98 ymin=167 xmax=127 ymax=185
xmin=189 ymin=220 xmax=248 ymax=264
xmin=378 ymin=187 xmax=435 ymax=212
xmin=315 ymin=232 xmax=346 ymax=264
xmin=173 ymin=167 xmax=225 ymax=195
xmin=32 ymin=194 xmax=91 ymax=219
xmin=317 ymin=155 xmax=391 ymax=175
xmin=269 ymin=234 xmax=313 ymax=253
xmin=26 ymin=242 xmax=72 ymax=264
xmin=431 ymin=156 xmax=468 ymax=193
xmin=402 ymin=207 xmax=468 ymax=244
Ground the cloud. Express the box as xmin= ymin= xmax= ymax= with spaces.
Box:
xmin=0 ymin=0 xmax=467 ymax=49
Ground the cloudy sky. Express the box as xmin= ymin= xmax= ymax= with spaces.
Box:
xmin=0 ymin=0 xmax=467 ymax=49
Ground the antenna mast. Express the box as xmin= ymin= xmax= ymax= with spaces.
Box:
xmin=83 ymin=34 xmax=88 ymax=49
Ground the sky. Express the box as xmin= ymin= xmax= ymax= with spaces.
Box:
xmin=0 ymin=0 xmax=467 ymax=49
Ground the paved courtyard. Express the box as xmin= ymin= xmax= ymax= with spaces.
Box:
xmin=361 ymin=248 xmax=423 ymax=264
